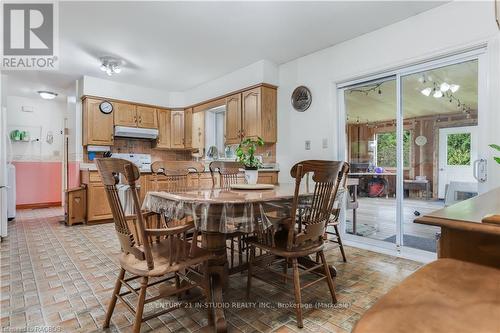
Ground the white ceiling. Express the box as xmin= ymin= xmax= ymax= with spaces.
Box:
xmin=4 ymin=1 xmax=446 ymax=99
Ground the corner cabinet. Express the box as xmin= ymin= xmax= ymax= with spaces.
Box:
xmin=184 ymin=108 xmax=193 ymax=148
xmin=156 ymin=108 xmax=171 ymax=148
xmin=82 ymin=97 xmax=114 ymax=146
xmin=171 ymin=111 xmax=185 ymax=149
xmin=224 ymin=85 xmax=277 ymax=145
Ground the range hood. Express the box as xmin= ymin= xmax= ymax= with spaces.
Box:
xmin=114 ymin=126 xmax=159 ymax=139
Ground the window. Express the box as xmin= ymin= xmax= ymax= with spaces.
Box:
xmin=376 ymin=131 xmax=410 ymax=168
xmin=447 ymin=133 xmax=471 ymax=165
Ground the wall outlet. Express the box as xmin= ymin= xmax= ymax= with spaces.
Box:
xmin=305 ymin=140 xmax=311 ymax=150
xmin=322 ymin=138 xmax=328 ymax=148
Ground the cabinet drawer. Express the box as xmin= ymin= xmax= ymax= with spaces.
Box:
xmin=89 ymin=172 xmax=102 ymax=183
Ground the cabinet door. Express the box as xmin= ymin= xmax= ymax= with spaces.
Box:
xmin=114 ymin=102 xmax=137 ymax=127
xmin=184 ymin=108 xmax=193 ymax=148
xmin=137 ymin=106 xmax=158 ymax=129
xmin=156 ymin=109 xmax=171 ymax=148
xmin=192 ymin=111 xmax=205 ymax=150
xmin=87 ymin=183 xmax=112 ymax=221
xmin=171 ymin=111 xmax=185 ymax=148
xmin=257 ymin=172 xmax=278 ymax=185
xmin=225 ymin=93 xmax=242 ymax=144
xmin=84 ymin=98 xmax=114 ymax=145
xmin=242 ymin=88 xmax=261 ymax=140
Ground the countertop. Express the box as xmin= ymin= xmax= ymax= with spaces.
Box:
xmin=79 ymin=162 xmax=280 ymax=173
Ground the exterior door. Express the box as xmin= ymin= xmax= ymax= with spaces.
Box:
xmin=0 ymin=106 xmax=8 ymax=237
xmin=438 ymin=126 xmax=478 ymax=198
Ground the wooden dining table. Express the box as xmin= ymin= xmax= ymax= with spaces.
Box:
xmin=142 ymin=183 xmax=338 ymax=332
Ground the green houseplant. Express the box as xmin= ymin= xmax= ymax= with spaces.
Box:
xmin=490 ymin=144 xmax=500 ymax=164
xmin=236 ymin=137 xmax=264 ymax=184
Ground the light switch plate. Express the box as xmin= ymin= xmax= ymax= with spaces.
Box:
xmin=322 ymin=138 xmax=328 ymax=148
xmin=305 ymin=140 xmax=311 ymax=150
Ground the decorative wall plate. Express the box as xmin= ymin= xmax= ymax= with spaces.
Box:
xmin=415 ymin=135 xmax=428 ymax=146
xmin=291 ymin=86 xmax=312 ymax=112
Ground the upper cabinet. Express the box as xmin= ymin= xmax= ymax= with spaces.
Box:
xmin=171 ymin=111 xmax=185 ymax=149
xmin=224 ymin=85 xmax=277 ymax=144
xmin=137 ymin=106 xmax=158 ymax=128
xmin=114 ymin=102 xmax=137 ymax=127
xmin=225 ymin=93 xmax=242 ymax=145
xmin=156 ymin=108 xmax=171 ymax=149
xmin=113 ymin=103 xmax=158 ymax=129
xmin=184 ymin=108 xmax=193 ymax=148
xmin=83 ymin=97 xmax=114 ymax=146
xmin=192 ymin=111 xmax=205 ymax=150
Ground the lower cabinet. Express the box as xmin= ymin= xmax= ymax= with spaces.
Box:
xmin=87 ymin=183 xmax=113 ymax=222
xmin=257 ymin=172 xmax=279 ymax=185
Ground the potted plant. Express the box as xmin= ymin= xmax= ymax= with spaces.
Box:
xmin=489 ymin=144 xmax=500 ymax=164
xmin=236 ymin=137 xmax=264 ymax=184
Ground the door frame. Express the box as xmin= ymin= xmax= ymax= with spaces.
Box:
xmin=336 ymin=47 xmax=488 ymax=258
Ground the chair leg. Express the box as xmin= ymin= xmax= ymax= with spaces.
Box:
xmin=133 ymin=276 xmax=148 ymax=333
xmin=292 ymin=258 xmax=303 ymax=329
xmin=204 ymin=263 xmax=214 ymax=326
xmin=319 ymin=251 xmax=337 ymax=304
xmin=334 ymin=224 xmax=347 ymax=262
xmin=103 ymin=268 xmax=125 ymax=328
xmin=246 ymin=245 xmax=255 ymax=299
xmin=282 ymin=258 xmax=288 ymax=284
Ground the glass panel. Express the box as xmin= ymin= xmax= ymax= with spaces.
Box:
xmin=401 ymin=59 xmax=479 ymax=253
xmin=344 ymin=77 xmax=398 ymax=243
xmin=447 ymin=133 xmax=471 ymax=165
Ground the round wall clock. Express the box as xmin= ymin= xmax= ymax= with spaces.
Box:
xmin=415 ymin=135 xmax=427 ymax=146
xmin=291 ymin=86 xmax=312 ymax=112
xmin=99 ymin=101 xmax=113 ymax=114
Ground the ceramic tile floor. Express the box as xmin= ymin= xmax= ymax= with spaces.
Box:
xmin=0 ymin=208 xmax=422 ymax=333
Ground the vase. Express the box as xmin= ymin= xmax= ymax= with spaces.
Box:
xmin=244 ymin=169 xmax=258 ymax=184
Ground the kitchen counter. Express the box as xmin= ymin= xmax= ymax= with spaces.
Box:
xmin=79 ymin=162 xmax=280 ymax=173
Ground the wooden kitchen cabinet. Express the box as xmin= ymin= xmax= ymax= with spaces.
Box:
xmin=171 ymin=111 xmax=185 ymax=148
xmin=114 ymin=102 xmax=137 ymax=127
xmin=225 ymin=93 xmax=242 ymax=144
xmin=192 ymin=110 xmax=205 ymax=150
xmin=83 ymin=97 xmax=114 ymax=146
xmin=184 ymin=108 xmax=193 ymax=148
xmin=137 ymin=106 xmax=158 ymax=128
xmin=257 ymin=172 xmax=279 ymax=185
xmin=242 ymin=86 xmax=277 ymax=143
xmin=81 ymin=170 xmax=113 ymax=222
xmin=156 ymin=108 xmax=171 ymax=148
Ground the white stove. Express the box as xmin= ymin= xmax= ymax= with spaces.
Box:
xmin=111 ymin=153 xmax=151 ymax=172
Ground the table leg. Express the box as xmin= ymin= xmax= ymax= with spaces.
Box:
xmin=202 ymin=232 xmax=228 ymax=333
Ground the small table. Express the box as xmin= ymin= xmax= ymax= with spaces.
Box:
xmin=415 ymin=187 xmax=500 ymax=268
xmin=404 ymin=179 xmax=431 ymax=200
xmin=142 ymin=184 xmax=335 ymax=332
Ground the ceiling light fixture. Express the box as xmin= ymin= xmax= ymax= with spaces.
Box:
xmin=433 ymin=90 xmax=443 ymax=98
xmin=99 ymin=56 xmax=123 ymax=76
xmin=421 ymin=87 xmax=432 ymax=96
xmin=440 ymin=82 xmax=450 ymax=92
xmin=450 ymin=84 xmax=460 ymax=93
xmin=37 ymin=91 xmax=58 ymax=99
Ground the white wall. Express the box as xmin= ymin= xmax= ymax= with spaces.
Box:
xmin=182 ymin=59 xmax=279 ymax=106
xmin=6 ymin=96 xmax=66 ymax=162
xmin=276 ymin=1 xmax=500 ymax=188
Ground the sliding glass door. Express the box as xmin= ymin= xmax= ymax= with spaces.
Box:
xmin=339 ymin=50 xmax=486 ymax=256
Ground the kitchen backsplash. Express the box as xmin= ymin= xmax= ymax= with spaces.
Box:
xmin=83 ymin=138 xmax=276 ymax=164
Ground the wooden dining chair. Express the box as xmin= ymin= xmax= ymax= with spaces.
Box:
xmin=209 ymin=161 xmax=249 ymax=271
xmin=246 ymin=160 xmax=349 ymax=328
xmin=96 ymin=158 xmax=212 ymax=333
xmin=151 ymin=160 xmax=205 ymax=192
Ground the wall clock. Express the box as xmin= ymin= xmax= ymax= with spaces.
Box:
xmin=291 ymin=86 xmax=312 ymax=112
xmin=99 ymin=101 xmax=113 ymax=114
xmin=415 ymin=135 xmax=427 ymax=146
